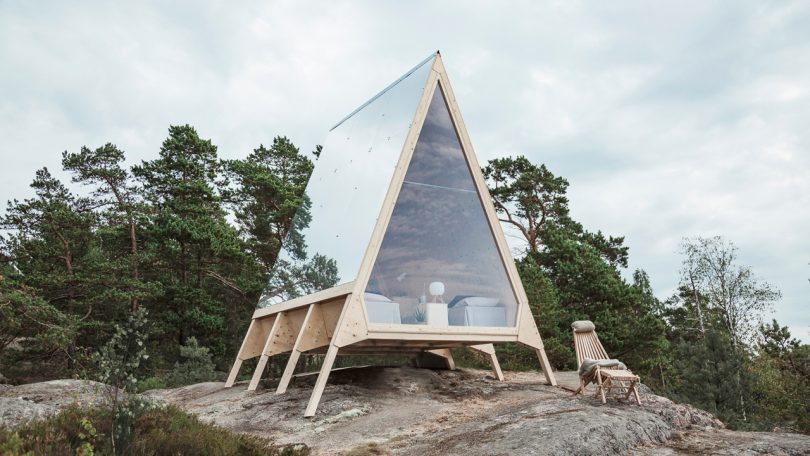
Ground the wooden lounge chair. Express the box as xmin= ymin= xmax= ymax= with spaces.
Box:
xmin=572 ymin=320 xmax=641 ymax=405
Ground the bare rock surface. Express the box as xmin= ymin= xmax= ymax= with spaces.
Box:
xmin=143 ymin=366 xmax=807 ymax=455
xmin=3 ymin=368 xmax=808 ymax=455
xmin=0 ymin=379 xmax=113 ymax=428
xmin=640 ymin=429 xmax=810 ymax=455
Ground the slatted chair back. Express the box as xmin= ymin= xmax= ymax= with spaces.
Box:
xmin=572 ymin=321 xmax=609 ymax=369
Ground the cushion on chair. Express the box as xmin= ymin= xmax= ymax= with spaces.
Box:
xmin=571 ymin=320 xmax=596 ymax=333
xmin=578 ymin=358 xmax=627 ymax=379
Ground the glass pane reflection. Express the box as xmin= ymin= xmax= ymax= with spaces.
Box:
xmin=257 ymin=54 xmax=435 ymax=307
xmin=364 ymin=86 xmax=518 ymax=327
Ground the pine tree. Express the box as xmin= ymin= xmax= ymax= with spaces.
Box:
xmin=0 ymin=262 xmax=78 ymax=373
xmin=1 ymin=168 xmax=98 ymax=372
xmin=63 ymin=143 xmax=158 ymax=313
xmin=482 ymin=156 xmax=667 ymax=376
xmin=132 ymin=125 xmax=261 ymax=360
xmin=672 ymin=330 xmax=754 ymax=427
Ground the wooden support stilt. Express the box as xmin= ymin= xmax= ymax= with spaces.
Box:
xmin=426 ymin=348 xmax=456 ymax=370
xmin=469 ymin=344 xmax=504 ymax=381
xmin=248 ymin=313 xmax=284 ymax=391
xmin=597 ymin=370 xmax=607 ymax=403
xmin=517 ymin=307 xmax=557 ymax=386
xmin=535 ymin=347 xmax=557 ymax=386
xmin=225 ymin=359 xmax=242 ymax=388
xmin=304 ymin=343 xmax=339 ymax=417
xmin=489 ymin=351 xmax=504 ymax=381
xmin=226 ymin=318 xmax=267 ymax=388
xmin=278 ymin=304 xmax=317 ymax=394
xmin=276 ymin=349 xmax=302 ymax=394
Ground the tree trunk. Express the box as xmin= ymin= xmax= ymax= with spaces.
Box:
xmin=688 ymin=271 xmax=705 ymax=335
xmin=109 ymin=183 xmax=140 ymax=312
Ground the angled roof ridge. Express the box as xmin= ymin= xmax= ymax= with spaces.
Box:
xmin=330 ymin=51 xmax=439 ymax=131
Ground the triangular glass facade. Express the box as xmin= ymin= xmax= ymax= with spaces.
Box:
xmin=364 ymin=86 xmax=518 ymax=327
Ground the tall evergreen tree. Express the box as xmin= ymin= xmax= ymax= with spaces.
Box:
xmin=483 ymin=155 xmax=627 ymax=267
xmin=751 ymin=320 xmax=810 ymax=432
xmin=671 ymin=329 xmax=754 ymax=427
xmin=0 ymin=168 xmax=98 ymax=372
xmin=482 ymin=156 xmax=666 ymax=374
xmin=0 ymin=262 xmax=77 ymax=377
xmin=132 ymin=125 xmax=261 ymax=359
xmin=63 ymin=144 xmax=156 ymax=313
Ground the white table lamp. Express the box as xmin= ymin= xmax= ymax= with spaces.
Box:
xmin=429 ymin=281 xmax=445 ymax=303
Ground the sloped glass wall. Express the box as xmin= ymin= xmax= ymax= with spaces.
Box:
xmin=257 ymin=54 xmax=436 ymax=307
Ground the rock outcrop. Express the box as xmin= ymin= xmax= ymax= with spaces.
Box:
xmin=3 ymin=368 xmax=809 ymax=455
xmin=0 ymin=379 xmax=115 ymax=428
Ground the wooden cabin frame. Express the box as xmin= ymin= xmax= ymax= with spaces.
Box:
xmin=226 ymin=52 xmax=557 ymax=417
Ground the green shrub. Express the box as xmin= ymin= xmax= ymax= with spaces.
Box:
xmin=130 ymin=406 xmax=300 ymax=455
xmin=136 ymin=376 xmax=166 ymax=392
xmin=90 ymin=307 xmax=152 ymax=453
xmin=0 ymin=405 xmax=110 ymax=455
xmin=165 ymin=337 xmax=218 ymax=387
xmin=0 ymin=404 xmax=308 ymax=455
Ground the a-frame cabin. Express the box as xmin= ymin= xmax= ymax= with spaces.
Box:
xmin=226 ymin=51 xmax=557 ymax=417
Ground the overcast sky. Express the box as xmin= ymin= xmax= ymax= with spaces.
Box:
xmin=1 ymin=1 xmax=807 ymax=340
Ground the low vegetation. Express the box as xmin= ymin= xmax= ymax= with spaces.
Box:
xmin=0 ymin=404 xmax=307 ymax=456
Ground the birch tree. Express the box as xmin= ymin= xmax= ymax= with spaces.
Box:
xmin=679 ymin=236 xmax=780 ymax=347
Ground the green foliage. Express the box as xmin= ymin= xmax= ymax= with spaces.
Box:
xmin=135 ymin=376 xmax=166 ymax=393
xmin=483 ymin=155 xmax=628 ymax=267
xmin=413 ymin=305 xmax=426 ymax=323
xmin=483 ymin=156 xmax=571 ymax=255
xmin=223 ymin=137 xmax=313 ymax=275
xmin=132 ymin=125 xmax=263 ymax=361
xmin=0 ymin=405 xmax=109 ymax=455
xmin=0 ymin=125 xmax=333 ymax=382
xmin=748 ymin=321 xmax=810 ymax=433
xmin=529 ymin=226 xmax=667 ymax=376
xmin=223 ymin=136 xmax=338 ymax=304
xmin=659 ymin=237 xmax=798 ymax=431
xmin=93 ymin=308 xmax=150 ymax=393
xmin=511 ymin=259 xmax=571 ymax=369
xmin=62 ymin=143 xmax=160 ymax=315
xmin=1 ymin=168 xmax=98 ymax=374
xmin=668 ymin=330 xmax=754 ymax=427
xmin=483 ymin=156 xmax=667 ymax=380
xmin=0 ymin=404 xmax=307 ymax=456
xmin=0 ymin=263 xmax=77 ymax=362
xmin=130 ymin=406 xmax=306 ymax=456
xmin=164 ymin=336 xmax=218 ymax=387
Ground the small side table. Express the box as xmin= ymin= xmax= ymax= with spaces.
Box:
xmin=425 ymin=302 xmax=448 ymax=326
